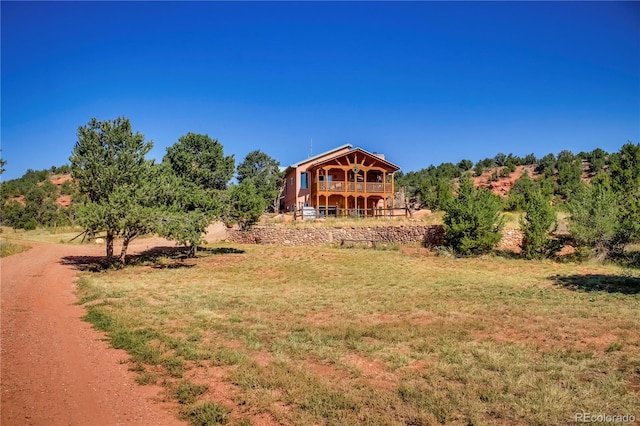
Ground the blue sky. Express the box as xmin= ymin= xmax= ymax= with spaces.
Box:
xmin=2 ymin=1 xmax=639 ymax=181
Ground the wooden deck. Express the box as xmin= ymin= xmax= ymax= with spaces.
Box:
xmin=316 ymin=181 xmax=393 ymax=194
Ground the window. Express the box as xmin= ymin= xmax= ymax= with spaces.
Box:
xmin=300 ymin=172 xmax=308 ymax=189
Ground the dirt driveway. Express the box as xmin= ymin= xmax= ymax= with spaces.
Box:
xmin=1 ymin=241 xmax=184 ymax=426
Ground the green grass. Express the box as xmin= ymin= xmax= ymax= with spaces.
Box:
xmin=173 ymin=381 xmax=208 ymax=405
xmin=77 ymin=243 xmax=640 ymax=425
xmin=0 ymin=239 xmax=30 ymax=257
xmin=180 ymin=401 xmax=229 ymax=426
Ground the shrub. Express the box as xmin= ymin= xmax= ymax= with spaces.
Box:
xmin=416 ymin=176 xmax=453 ymax=211
xmin=443 ymin=175 xmax=504 ymax=256
xmin=567 ymin=184 xmax=623 ymax=260
xmin=23 ymin=219 xmax=38 ymax=230
xmin=609 ymin=142 xmax=640 ymax=244
xmin=505 ymin=171 xmax=537 ymax=212
xmin=225 ymin=180 xmax=265 ymax=229
xmin=520 ymin=189 xmax=557 ymax=259
xmin=3 ymin=200 xmax=33 ymax=229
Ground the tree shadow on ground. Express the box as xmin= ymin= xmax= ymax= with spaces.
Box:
xmin=61 ymin=246 xmax=245 ymax=271
xmin=492 ymin=249 xmax=523 ymax=260
xmin=199 ymin=247 xmax=245 ymax=255
xmin=550 ymin=274 xmax=640 ymax=295
xmin=60 ymin=254 xmax=108 ymax=272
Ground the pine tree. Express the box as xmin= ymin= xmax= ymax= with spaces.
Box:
xmin=443 ymin=175 xmax=504 ymax=256
xmin=568 ymin=182 xmax=622 ymax=260
xmin=70 ymin=117 xmax=154 ymax=265
xmin=520 ymin=189 xmax=557 ymax=259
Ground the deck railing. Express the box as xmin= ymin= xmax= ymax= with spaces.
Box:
xmin=295 ymin=207 xmax=407 ymax=220
xmin=316 ymin=181 xmax=391 ymax=193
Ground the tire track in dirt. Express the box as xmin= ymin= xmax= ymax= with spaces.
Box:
xmin=1 ymin=241 xmax=185 ymax=426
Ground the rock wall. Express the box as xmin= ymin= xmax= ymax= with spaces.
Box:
xmin=227 ymin=225 xmax=446 ymax=247
xmin=496 ymin=228 xmax=524 ymax=253
xmin=225 ymin=224 xmax=524 ymax=251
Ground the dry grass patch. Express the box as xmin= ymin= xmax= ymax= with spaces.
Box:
xmin=0 ymin=238 xmax=30 ymax=257
xmin=1 ymin=225 xmax=86 ymax=244
xmin=77 ymin=243 xmax=640 ymax=425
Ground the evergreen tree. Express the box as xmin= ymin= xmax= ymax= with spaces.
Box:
xmin=556 ymin=150 xmax=583 ymax=199
xmin=520 ymin=189 xmax=557 ymax=259
xmin=522 ymin=153 xmax=537 ymax=165
xmin=226 ymin=180 xmax=265 ymax=229
xmin=160 ymin=134 xmax=235 ymax=255
xmin=70 ymin=117 xmax=154 ymax=265
xmin=3 ymin=200 xmax=28 ymax=229
xmin=568 ymin=182 xmax=623 ymax=260
xmin=416 ymin=176 xmax=453 ymax=211
xmin=588 ymin=148 xmax=607 ymax=174
xmin=505 ymin=171 xmax=537 ymax=211
xmin=608 ymin=142 xmax=640 ymax=243
xmin=536 ymin=153 xmax=556 ymax=178
xmin=456 ymin=159 xmax=473 ymax=173
xmin=236 ymin=150 xmax=283 ymax=213
xmin=153 ymin=163 xmax=221 ymax=257
xmin=164 ymin=133 xmax=234 ymax=190
xmin=0 ymin=149 xmax=6 ymax=175
xmin=443 ymin=174 xmax=504 ymax=256
xmin=494 ymin=152 xmax=507 ymax=167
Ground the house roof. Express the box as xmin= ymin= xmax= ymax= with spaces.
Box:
xmin=287 ymin=143 xmax=353 ymax=169
xmin=310 ymin=147 xmax=400 ymax=171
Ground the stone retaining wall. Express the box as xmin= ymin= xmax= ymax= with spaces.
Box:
xmin=226 ymin=224 xmax=524 ymax=250
xmin=496 ymin=229 xmax=525 ymax=252
xmin=227 ymin=225 xmax=446 ymax=246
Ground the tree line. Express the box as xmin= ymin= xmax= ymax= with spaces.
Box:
xmin=1 ymin=165 xmax=81 ymax=230
xmin=1 ymin=117 xmax=283 ymax=265
xmin=418 ymin=143 xmax=639 ymax=261
xmin=2 ymin=117 xmax=638 ymax=264
xmin=395 ymin=148 xmax=615 ymax=211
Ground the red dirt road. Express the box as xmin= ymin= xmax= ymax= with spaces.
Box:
xmin=1 ymin=242 xmax=184 ymax=426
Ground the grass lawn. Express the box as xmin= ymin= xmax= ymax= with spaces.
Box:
xmin=76 ymin=243 xmax=640 ymax=425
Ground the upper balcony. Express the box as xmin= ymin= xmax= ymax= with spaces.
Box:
xmin=314 ymin=180 xmax=394 ymax=194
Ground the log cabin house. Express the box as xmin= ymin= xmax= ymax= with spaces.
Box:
xmin=281 ymin=144 xmax=400 ymax=218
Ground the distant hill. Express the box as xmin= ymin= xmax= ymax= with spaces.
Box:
xmin=4 ymin=172 xmax=74 ymax=207
xmin=49 ymin=174 xmax=74 ymax=207
xmin=472 ymin=160 xmax=594 ymax=197
xmin=394 ymin=145 xmax=625 ymax=210
xmin=472 ymin=165 xmax=539 ymax=197
xmin=1 ymin=166 xmax=79 ymax=229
